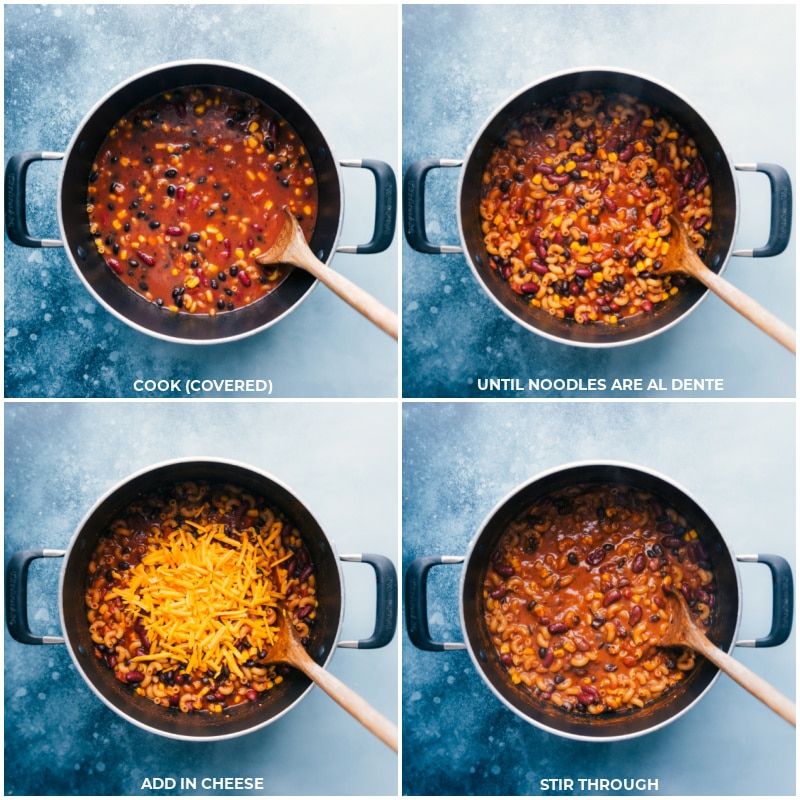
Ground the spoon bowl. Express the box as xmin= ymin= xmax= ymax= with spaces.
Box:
xmin=661 ymin=216 xmax=795 ymax=353
xmin=256 ymin=208 xmax=398 ymax=340
xmin=661 ymin=586 xmax=795 ymax=726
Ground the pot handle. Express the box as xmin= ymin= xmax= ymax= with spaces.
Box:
xmin=337 ymin=553 xmax=398 ymax=649
xmin=5 ymin=151 xmax=65 ymax=248
xmin=405 ymin=555 xmax=467 ymax=651
xmin=735 ymin=554 xmax=794 ymax=648
xmin=5 ymin=549 xmax=66 ymax=645
xmin=336 ymin=160 xmax=397 ymax=255
xmin=732 ymin=163 xmax=793 ymax=258
xmin=403 ymin=158 xmax=465 ymax=254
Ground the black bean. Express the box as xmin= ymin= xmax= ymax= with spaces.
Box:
xmin=149 ymin=220 xmax=160 ymax=230
xmin=188 ymin=233 xmax=201 ymax=242
xmin=165 ymin=168 xmax=178 ymax=178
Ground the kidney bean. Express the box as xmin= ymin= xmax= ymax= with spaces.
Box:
xmin=656 ymin=520 xmax=675 ymax=533
xmin=695 ymin=176 xmax=709 ymax=193
xmin=662 ymin=536 xmax=683 ymax=549
xmin=176 ymin=185 xmax=187 ymax=202
xmin=586 ymin=547 xmax=606 ymax=566
xmin=530 ymin=261 xmax=550 ymax=276
xmin=536 ymin=242 xmax=548 ymax=260
xmin=694 ymin=588 xmax=710 ymax=605
xmin=618 ymin=144 xmax=634 ymax=161
xmin=296 ymin=604 xmax=313 ymax=619
xmin=520 ymin=282 xmax=540 ymax=294
xmin=490 ymin=583 xmax=507 ymax=600
xmin=549 ymin=174 xmax=570 ymax=186
xmin=603 ymin=196 xmax=617 ymax=213
xmin=124 ymin=671 xmax=145 ymax=684
xmin=552 ymin=231 xmax=564 ymax=247
xmin=574 ymin=267 xmax=593 ymax=279
xmin=541 ymin=648 xmax=554 ymax=668
xmin=500 ymin=652 xmax=514 ymax=666
xmin=629 ymin=604 xmax=643 ymax=626
xmin=650 ymin=207 xmax=661 ymax=226
xmin=107 ymin=257 xmax=123 ymax=275
xmin=693 ymin=216 xmax=709 ymax=230
xmin=136 ymin=250 xmax=156 ymax=267
xmin=238 ymin=271 xmax=252 ymax=288
xmin=536 ymin=164 xmax=554 ymax=175
xmin=631 ymin=553 xmax=647 ymax=574
xmin=547 ymin=622 xmax=568 ymax=635
xmin=298 ymin=564 xmax=314 ymax=583
xmin=602 ymin=589 xmax=621 ymax=607
xmin=494 ymin=562 xmax=514 ymax=578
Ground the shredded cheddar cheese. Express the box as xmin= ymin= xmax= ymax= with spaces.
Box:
xmin=109 ymin=521 xmax=286 ymax=679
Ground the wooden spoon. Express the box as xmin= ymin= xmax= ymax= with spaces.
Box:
xmin=661 ymin=215 xmax=795 ymax=354
xmin=660 ymin=586 xmax=795 ymax=726
xmin=256 ymin=208 xmax=398 ymax=340
xmin=261 ymin=610 xmax=399 ymax=751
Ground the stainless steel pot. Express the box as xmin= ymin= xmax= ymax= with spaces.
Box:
xmin=404 ymin=68 xmax=792 ymax=347
xmin=5 ymin=60 xmax=396 ymax=344
xmin=6 ymin=458 xmax=397 ymax=741
xmin=405 ymin=461 xmax=793 ymax=741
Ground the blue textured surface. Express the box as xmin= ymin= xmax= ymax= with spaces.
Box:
xmin=4 ymin=402 xmax=398 ymax=796
xmin=402 ymin=4 xmax=796 ymax=398
xmin=4 ymin=4 xmax=398 ymax=399
xmin=402 ymin=401 xmax=795 ymax=795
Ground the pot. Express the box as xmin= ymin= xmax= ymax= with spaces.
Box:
xmin=6 ymin=458 xmax=397 ymax=741
xmin=5 ymin=60 xmax=397 ymax=344
xmin=405 ymin=461 xmax=793 ymax=740
xmin=403 ymin=68 xmax=792 ymax=347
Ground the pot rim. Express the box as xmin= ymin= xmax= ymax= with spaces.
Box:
xmin=58 ymin=456 xmax=345 ymax=741
xmin=457 ymin=458 xmax=742 ymax=742
xmin=455 ymin=65 xmax=741 ymax=348
xmin=56 ymin=59 xmax=344 ymax=346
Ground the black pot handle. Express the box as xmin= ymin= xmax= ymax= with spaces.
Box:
xmin=404 ymin=555 xmax=466 ymax=651
xmin=5 ymin=151 xmax=65 ymax=248
xmin=5 ymin=549 xmax=66 ymax=645
xmin=732 ymin=163 xmax=793 ymax=258
xmin=735 ymin=553 xmax=794 ymax=648
xmin=403 ymin=158 xmax=464 ymax=254
xmin=336 ymin=159 xmax=397 ymax=255
xmin=337 ymin=553 xmax=397 ymax=649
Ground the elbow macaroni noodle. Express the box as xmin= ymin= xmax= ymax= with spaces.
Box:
xmin=86 ymin=481 xmax=318 ymax=713
xmin=482 ymin=484 xmax=717 ymax=715
xmin=480 ymin=91 xmax=713 ymax=324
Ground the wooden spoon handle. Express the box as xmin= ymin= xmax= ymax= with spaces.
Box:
xmin=689 ymin=633 xmax=796 ymax=726
xmin=307 ymin=258 xmax=398 ymax=340
xmin=691 ymin=265 xmax=796 ymax=354
xmin=296 ymin=655 xmax=399 ymax=751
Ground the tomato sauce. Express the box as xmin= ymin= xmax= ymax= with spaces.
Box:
xmin=87 ymin=86 xmax=318 ymax=315
xmin=484 ymin=484 xmax=717 ymax=715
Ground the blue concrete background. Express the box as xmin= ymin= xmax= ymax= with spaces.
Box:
xmin=4 ymin=401 xmax=398 ymax=796
xmin=402 ymin=4 xmax=796 ymax=398
xmin=4 ymin=4 xmax=398 ymax=399
xmin=402 ymin=401 xmax=795 ymax=795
